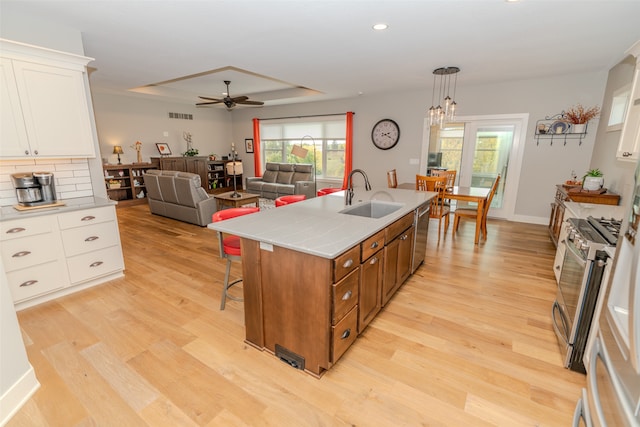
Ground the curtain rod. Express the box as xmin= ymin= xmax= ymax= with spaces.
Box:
xmin=258 ymin=112 xmax=354 ymax=121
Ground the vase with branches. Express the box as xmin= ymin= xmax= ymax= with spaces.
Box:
xmin=564 ymin=104 xmax=600 ymax=134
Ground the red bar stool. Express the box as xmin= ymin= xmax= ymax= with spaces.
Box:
xmin=275 ymin=194 xmax=306 ymax=207
xmin=317 ymin=187 xmax=342 ymax=196
xmin=211 ymin=207 xmax=260 ymax=310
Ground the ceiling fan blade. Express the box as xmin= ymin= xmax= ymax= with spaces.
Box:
xmin=230 ymin=96 xmax=248 ymax=103
xmin=237 ymin=100 xmax=264 ymax=106
xmin=198 ymin=96 xmax=222 ymax=101
xmin=196 ymin=100 xmax=223 ymax=106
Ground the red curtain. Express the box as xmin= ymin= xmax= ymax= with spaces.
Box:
xmin=252 ymin=118 xmax=262 ymax=177
xmin=341 ymin=111 xmax=354 ymax=189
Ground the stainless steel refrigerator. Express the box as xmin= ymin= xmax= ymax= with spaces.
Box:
xmin=574 ymin=159 xmax=640 ymax=426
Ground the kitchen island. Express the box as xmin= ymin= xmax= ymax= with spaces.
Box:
xmin=208 ymin=187 xmax=435 ymax=376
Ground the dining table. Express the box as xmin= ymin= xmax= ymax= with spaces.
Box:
xmin=398 ymin=183 xmax=490 ymax=244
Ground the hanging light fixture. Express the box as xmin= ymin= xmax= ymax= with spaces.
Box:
xmin=428 ymin=66 xmax=460 ymax=127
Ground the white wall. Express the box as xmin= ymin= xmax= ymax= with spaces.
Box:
xmin=231 ymin=70 xmax=608 ymax=222
xmin=591 ymin=55 xmax=638 ymax=204
xmin=91 ymin=92 xmax=233 ymax=164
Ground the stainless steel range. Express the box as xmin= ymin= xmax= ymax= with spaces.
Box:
xmin=552 ymin=216 xmax=621 ymax=373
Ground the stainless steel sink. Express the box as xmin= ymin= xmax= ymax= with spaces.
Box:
xmin=339 ymin=201 xmax=403 ymax=219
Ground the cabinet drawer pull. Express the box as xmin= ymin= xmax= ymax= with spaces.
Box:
xmin=342 ymin=259 xmax=353 ymax=268
xmin=6 ymin=227 xmax=26 ymax=234
xmin=85 ymin=236 xmax=99 ymax=242
xmin=24 ymin=150 xmax=29 ymax=155
xmin=34 ymin=150 xmax=39 ymax=155
xmin=89 ymin=261 xmax=104 ymax=268
xmin=19 ymin=280 xmax=38 ymax=287
xmin=370 ymin=256 xmax=378 ymax=265
xmin=400 ymin=234 xmax=408 ymax=241
xmin=340 ymin=329 xmax=351 ymax=340
xmin=81 ymin=215 xmax=96 ymax=222
xmin=341 ymin=290 xmax=352 ymax=301
xmin=370 ymin=241 xmax=379 ymax=249
xmin=12 ymin=251 xmax=31 ymax=258
xmin=623 ymin=151 xmax=632 ymax=157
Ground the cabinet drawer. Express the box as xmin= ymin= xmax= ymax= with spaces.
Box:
xmin=6 ymin=261 xmax=68 ymax=302
xmin=1 ymin=215 xmax=54 ymax=240
xmin=66 ymin=245 xmax=124 ymax=284
xmin=332 ymin=306 xmax=358 ymax=363
xmin=385 ymin=212 xmax=414 ymax=244
xmin=332 ymin=269 xmax=359 ymax=324
xmin=1 ymin=232 xmax=58 ymax=272
xmin=61 ymin=221 xmax=120 ymax=257
xmin=58 ymin=206 xmax=116 ymax=230
xmin=333 ymin=245 xmax=360 ymax=282
xmin=361 ymin=230 xmax=385 ymax=262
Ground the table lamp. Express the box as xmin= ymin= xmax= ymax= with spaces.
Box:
xmin=113 ymin=146 xmax=124 ymax=165
xmin=226 ymin=161 xmax=243 ymax=198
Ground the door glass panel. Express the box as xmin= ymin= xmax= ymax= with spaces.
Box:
xmin=472 ymin=125 xmax=514 ymax=210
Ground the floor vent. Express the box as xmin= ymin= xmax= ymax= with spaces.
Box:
xmin=168 ymin=112 xmax=193 ymax=120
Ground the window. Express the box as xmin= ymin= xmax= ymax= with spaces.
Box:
xmin=608 ymin=84 xmax=631 ymax=132
xmin=260 ymin=119 xmax=346 ymax=179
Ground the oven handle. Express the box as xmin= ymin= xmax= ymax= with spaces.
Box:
xmin=552 ymin=300 xmax=570 ymax=344
xmin=565 ymin=240 xmax=587 ymax=269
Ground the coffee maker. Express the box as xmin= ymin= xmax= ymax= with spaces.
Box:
xmin=11 ymin=172 xmax=57 ymax=207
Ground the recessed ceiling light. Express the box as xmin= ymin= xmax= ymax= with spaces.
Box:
xmin=373 ymin=23 xmax=388 ymax=31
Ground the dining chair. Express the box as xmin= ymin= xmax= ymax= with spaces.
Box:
xmin=387 ymin=169 xmax=398 ymax=188
xmin=416 ymin=174 xmax=450 ymax=239
xmin=453 ymin=174 xmax=501 ymax=240
xmin=212 ymin=207 xmax=260 ymax=310
xmin=431 ymin=169 xmax=456 ymax=191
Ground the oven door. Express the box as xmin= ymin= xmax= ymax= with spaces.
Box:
xmin=557 ymin=241 xmax=589 ymax=342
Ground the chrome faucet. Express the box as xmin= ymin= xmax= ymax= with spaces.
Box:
xmin=345 ymin=169 xmax=372 ymax=205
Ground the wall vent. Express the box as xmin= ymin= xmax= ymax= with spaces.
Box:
xmin=168 ymin=112 xmax=193 ymax=120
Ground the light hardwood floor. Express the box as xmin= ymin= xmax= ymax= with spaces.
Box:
xmin=7 ymin=204 xmax=586 ymax=426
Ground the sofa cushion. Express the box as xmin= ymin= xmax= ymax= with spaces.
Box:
xmin=276 ymin=171 xmax=293 ymax=184
xmin=262 ymin=169 xmax=278 ymax=183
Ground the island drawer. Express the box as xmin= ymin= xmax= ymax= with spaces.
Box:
xmin=385 ymin=212 xmax=414 ymax=243
xmin=333 ymin=245 xmax=360 ymax=282
xmin=332 ymin=306 xmax=358 ymax=363
xmin=1 ymin=215 xmax=55 ymax=241
xmin=361 ymin=230 xmax=385 ymax=262
xmin=61 ymin=221 xmax=120 ymax=257
xmin=66 ymin=245 xmax=125 ymax=284
xmin=58 ymin=206 xmax=116 ymax=230
xmin=1 ymin=233 xmax=59 ymax=272
xmin=332 ymin=269 xmax=359 ymax=324
xmin=6 ymin=261 xmax=68 ymax=302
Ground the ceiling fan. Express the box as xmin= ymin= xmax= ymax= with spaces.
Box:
xmin=196 ymin=80 xmax=264 ymax=109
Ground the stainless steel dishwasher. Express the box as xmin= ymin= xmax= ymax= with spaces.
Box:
xmin=412 ymin=202 xmax=430 ymax=273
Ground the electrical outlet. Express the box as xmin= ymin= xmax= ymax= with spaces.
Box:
xmin=163 ymin=131 xmax=169 ymax=137
xmin=409 ymin=158 xmax=419 ymax=165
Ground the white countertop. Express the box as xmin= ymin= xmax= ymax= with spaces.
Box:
xmin=564 ymin=201 xmax=626 ymax=221
xmin=0 ymin=196 xmax=116 ymax=221
xmin=208 ymin=188 xmax=435 ymax=259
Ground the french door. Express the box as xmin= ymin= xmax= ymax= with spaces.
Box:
xmin=423 ymin=114 xmax=528 ymax=220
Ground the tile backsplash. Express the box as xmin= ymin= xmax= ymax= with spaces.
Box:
xmin=0 ymin=158 xmax=94 ymax=207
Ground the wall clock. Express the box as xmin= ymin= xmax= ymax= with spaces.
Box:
xmin=371 ymin=119 xmax=400 ymax=150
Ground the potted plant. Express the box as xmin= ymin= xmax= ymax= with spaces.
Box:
xmin=583 ymin=168 xmax=604 ymax=191
xmin=564 ymin=104 xmax=600 ymax=134
xmin=182 ymin=147 xmax=199 ymax=157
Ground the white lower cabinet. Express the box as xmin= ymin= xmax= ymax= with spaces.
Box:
xmin=0 ymin=205 xmax=124 ymax=308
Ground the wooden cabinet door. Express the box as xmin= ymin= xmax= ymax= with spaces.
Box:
xmin=359 ymin=249 xmax=383 ymax=333
xmin=160 ymin=158 xmax=186 ymax=171
xmin=382 ymin=226 xmax=414 ymax=306
xmin=0 ymin=58 xmax=30 ymax=157
xmin=12 ymin=60 xmax=94 ymax=158
xmin=186 ymin=157 xmax=208 ymax=188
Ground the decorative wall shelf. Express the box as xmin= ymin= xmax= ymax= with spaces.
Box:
xmin=534 ymin=112 xmax=588 ymax=146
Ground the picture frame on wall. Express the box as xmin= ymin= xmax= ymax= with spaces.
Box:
xmin=156 ymin=143 xmax=172 ymax=156
xmin=245 ymin=138 xmax=254 ymax=153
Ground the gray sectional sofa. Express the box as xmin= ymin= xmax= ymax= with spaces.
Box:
xmin=144 ymin=169 xmax=218 ymax=226
xmin=245 ymin=162 xmax=315 ymax=199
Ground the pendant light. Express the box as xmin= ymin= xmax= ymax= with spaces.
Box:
xmin=428 ymin=66 xmax=460 ymax=127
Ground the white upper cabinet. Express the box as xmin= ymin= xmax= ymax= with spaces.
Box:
xmin=617 ymin=41 xmax=640 ymax=162
xmin=0 ymin=39 xmax=96 ymax=159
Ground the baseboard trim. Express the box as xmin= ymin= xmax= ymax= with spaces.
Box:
xmin=0 ymin=365 xmax=39 ymax=426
